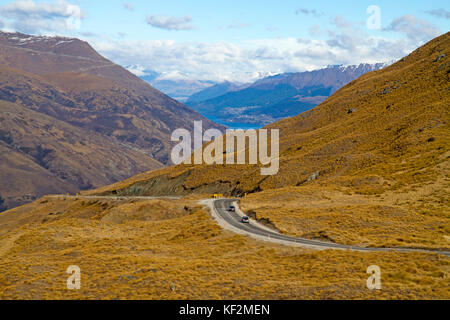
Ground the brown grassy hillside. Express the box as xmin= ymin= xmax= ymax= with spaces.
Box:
xmin=0 ymin=100 xmax=162 ymax=209
xmin=0 ymin=32 xmax=223 ymax=165
xmin=0 ymin=31 xmax=224 ymax=211
xmin=0 ymin=196 xmax=448 ymax=299
xmin=89 ymin=33 xmax=450 ymax=249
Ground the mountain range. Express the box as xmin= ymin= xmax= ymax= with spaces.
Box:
xmin=186 ymin=81 xmax=249 ymax=103
xmin=0 ymin=32 xmax=448 ymax=300
xmin=186 ymin=63 xmax=389 ymax=126
xmin=129 ymin=66 xmax=217 ymax=103
xmin=150 ymin=79 xmax=216 ymax=103
xmin=0 ymin=31 xmax=223 ymax=211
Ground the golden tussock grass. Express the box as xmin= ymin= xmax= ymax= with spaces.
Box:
xmin=0 ymin=197 xmax=448 ymax=300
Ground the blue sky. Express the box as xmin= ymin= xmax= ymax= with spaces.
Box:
xmin=0 ymin=0 xmax=448 ymax=81
xmin=74 ymin=0 xmax=449 ymax=42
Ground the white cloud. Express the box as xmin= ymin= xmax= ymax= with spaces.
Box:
xmin=157 ymin=70 xmax=191 ymax=80
xmin=332 ymin=15 xmax=351 ymax=29
xmin=90 ymin=31 xmax=422 ymax=83
xmin=122 ymin=2 xmax=133 ymax=11
xmin=384 ymin=15 xmax=442 ymax=44
xmin=426 ymin=8 xmax=450 ymax=20
xmin=227 ymin=21 xmax=250 ymax=30
xmin=92 ymin=14 xmax=442 ymax=83
xmin=2 ymin=4 xmax=440 ymax=85
xmin=309 ymin=25 xmax=320 ymax=36
xmin=265 ymin=25 xmax=278 ymax=32
xmin=126 ymin=64 xmax=149 ymax=77
xmin=146 ymin=15 xmax=194 ymax=31
xmin=0 ymin=0 xmax=83 ymax=34
xmin=295 ymin=8 xmax=325 ymax=18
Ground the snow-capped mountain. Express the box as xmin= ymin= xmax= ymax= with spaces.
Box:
xmin=186 ymin=63 xmax=390 ymax=127
xmin=127 ymin=65 xmax=217 ymax=102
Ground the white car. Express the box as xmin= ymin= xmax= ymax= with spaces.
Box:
xmin=241 ymin=216 xmax=250 ymax=223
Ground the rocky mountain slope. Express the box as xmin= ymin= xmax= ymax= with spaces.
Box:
xmin=186 ymin=63 xmax=388 ymax=126
xmin=0 ymin=31 xmax=223 ymax=211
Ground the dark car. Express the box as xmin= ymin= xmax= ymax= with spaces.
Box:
xmin=241 ymin=216 xmax=250 ymax=223
xmin=228 ymin=205 xmax=236 ymax=212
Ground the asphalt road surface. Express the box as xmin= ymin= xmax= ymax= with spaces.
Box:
xmin=213 ymin=199 xmax=450 ymax=256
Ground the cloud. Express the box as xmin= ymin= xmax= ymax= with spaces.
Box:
xmin=295 ymin=8 xmax=324 ymax=18
xmin=146 ymin=15 xmax=194 ymax=31
xmin=426 ymin=8 xmax=450 ymax=20
xmin=122 ymin=2 xmax=133 ymax=11
xmin=309 ymin=25 xmax=320 ymax=36
xmin=78 ymin=31 xmax=97 ymax=38
xmin=0 ymin=0 xmax=83 ymax=34
xmin=266 ymin=25 xmax=278 ymax=32
xmin=332 ymin=15 xmax=351 ymax=29
xmin=126 ymin=64 xmax=150 ymax=77
xmin=384 ymin=15 xmax=441 ymax=44
xmin=86 ymin=14 xmax=443 ymax=83
xmin=90 ymin=35 xmax=415 ymax=83
xmin=227 ymin=21 xmax=250 ymax=30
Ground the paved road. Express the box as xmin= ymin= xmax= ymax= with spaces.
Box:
xmin=213 ymin=199 xmax=450 ymax=256
xmin=45 ymin=195 xmax=449 ymax=256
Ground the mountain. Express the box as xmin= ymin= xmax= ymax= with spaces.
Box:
xmin=131 ymin=66 xmax=245 ymax=104
xmin=130 ymin=66 xmax=217 ymax=103
xmin=128 ymin=65 xmax=217 ymax=102
xmin=149 ymin=79 xmax=217 ymax=102
xmin=125 ymin=65 xmax=160 ymax=83
xmin=186 ymin=63 xmax=388 ymax=126
xmin=0 ymin=31 xmax=223 ymax=211
xmin=186 ymin=81 xmax=249 ymax=103
xmin=0 ymin=32 xmax=448 ymax=301
xmin=89 ymin=32 xmax=449 ymax=250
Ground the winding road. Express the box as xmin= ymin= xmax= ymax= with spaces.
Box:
xmin=211 ymin=198 xmax=450 ymax=257
xmin=46 ymin=194 xmax=449 ymax=256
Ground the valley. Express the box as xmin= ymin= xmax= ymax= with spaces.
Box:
xmin=0 ymin=14 xmax=448 ymax=301
xmin=85 ymin=32 xmax=450 ymax=252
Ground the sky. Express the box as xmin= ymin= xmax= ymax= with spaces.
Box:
xmin=0 ymin=0 xmax=448 ymax=82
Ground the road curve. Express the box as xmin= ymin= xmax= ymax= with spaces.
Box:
xmin=44 ymin=195 xmax=449 ymax=256
xmin=211 ymin=199 xmax=450 ymax=257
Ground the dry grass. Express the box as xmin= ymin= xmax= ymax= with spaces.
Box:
xmin=0 ymin=197 xmax=448 ymax=300
xmin=1 ymin=32 xmax=449 ymax=301
xmin=240 ymin=183 xmax=449 ymax=249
